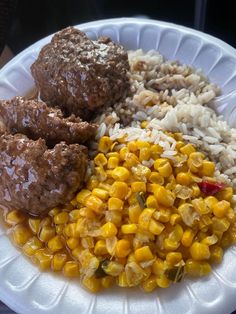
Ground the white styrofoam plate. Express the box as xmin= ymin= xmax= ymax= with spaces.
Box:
xmin=1 ymin=17 xmax=236 ymax=314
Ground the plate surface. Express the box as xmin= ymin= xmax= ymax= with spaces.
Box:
xmin=1 ymin=17 xmax=236 ymax=314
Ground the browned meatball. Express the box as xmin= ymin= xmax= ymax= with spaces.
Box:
xmin=0 ymin=96 xmax=97 ymax=146
xmin=31 ymin=27 xmax=130 ymax=119
xmin=0 ymin=133 xmax=88 ymax=216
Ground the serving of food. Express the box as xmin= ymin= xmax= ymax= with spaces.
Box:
xmin=1 ymin=18 xmax=236 ymax=314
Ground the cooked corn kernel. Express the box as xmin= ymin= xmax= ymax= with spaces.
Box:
xmin=199 ymin=160 xmax=215 ymax=176
xmin=28 ymin=218 xmax=41 ymax=234
xmin=142 ymin=275 xmax=158 ymax=292
xmin=108 ymin=197 xmax=124 ymax=211
xmin=121 ymin=224 xmax=138 ymax=234
xmin=54 ymin=212 xmax=69 ymax=225
xmin=166 ymin=252 xmax=182 ymax=266
xmin=154 ymin=186 xmax=175 ymax=207
xmin=51 ymin=253 xmax=67 ymax=271
xmin=94 ymin=240 xmax=108 ymax=255
xmin=180 ymin=143 xmax=196 ymax=156
xmin=116 ymin=239 xmax=131 ymax=258
xmin=128 ymin=205 xmax=142 ymax=223
xmin=48 ymin=235 xmax=64 ymax=253
xmin=12 ymin=225 xmax=32 ymax=246
xmin=176 ymin=172 xmax=192 ymax=186
xmin=101 ymin=222 xmax=118 ymax=238
xmin=85 ymin=195 xmax=104 ymax=213
xmin=138 ymin=208 xmax=155 ymax=230
xmin=63 ymin=261 xmax=80 ymax=277
xmin=131 ymin=182 xmax=146 ymax=193
xmin=181 ymin=229 xmax=195 ymax=247
xmin=110 ymin=182 xmax=128 ymax=200
xmin=23 ymin=237 xmax=43 ymax=256
xmin=6 ymin=210 xmax=25 ymax=225
xmin=76 ymin=189 xmax=91 ymax=204
xmin=107 ymin=156 xmax=119 ymax=169
xmin=149 ymin=172 xmax=164 ymax=185
xmin=134 ymin=246 xmax=153 ymax=262
xmin=92 ymin=188 xmax=109 ymax=201
xmin=148 ymin=219 xmax=165 ymax=235
xmin=66 ymin=237 xmax=80 ymax=250
xmin=94 ymin=153 xmax=107 ymax=166
xmin=154 ymin=158 xmax=172 ymax=177
xmin=185 ymin=259 xmax=211 ymax=277
xmin=34 ymin=249 xmax=52 ymax=270
xmin=190 ymin=242 xmax=210 ymax=260
xmin=112 ymin=167 xmax=130 ymax=181
xmin=98 ymin=136 xmax=113 ymax=153
xmin=212 ymin=200 xmax=230 ymax=218
xmin=210 ymin=245 xmax=223 ymax=263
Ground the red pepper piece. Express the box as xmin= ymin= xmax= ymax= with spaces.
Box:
xmin=198 ymin=181 xmax=225 ymax=196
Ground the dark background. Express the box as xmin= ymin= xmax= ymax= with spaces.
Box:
xmin=0 ymin=0 xmax=236 ymax=313
xmin=2 ymin=0 xmax=236 ymax=54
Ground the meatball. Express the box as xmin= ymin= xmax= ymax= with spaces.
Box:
xmin=0 ymin=96 xmax=97 ymax=146
xmin=0 ymin=133 xmax=88 ymax=216
xmin=31 ymin=27 xmax=130 ymax=119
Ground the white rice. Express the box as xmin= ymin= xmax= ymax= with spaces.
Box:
xmin=92 ymin=49 xmax=236 ymax=190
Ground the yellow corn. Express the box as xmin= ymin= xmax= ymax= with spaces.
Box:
xmin=34 ymin=249 xmax=52 ymax=270
xmin=150 ymin=144 xmax=163 ymax=159
xmin=76 ymin=189 xmax=91 ymax=204
xmin=51 ymin=253 xmax=67 ymax=271
xmin=127 ymin=141 xmax=138 ymax=152
xmin=121 ymin=224 xmax=138 ymax=234
xmin=85 ymin=195 xmax=104 ymax=213
xmin=94 ymin=240 xmax=108 ymax=255
xmin=146 ymin=195 xmax=158 ymax=208
xmin=63 ymin=261 xmax=80 ymax=277
xmin=212 ymin=217 xmax=230 ymax=232
xmin=191 ymin=184 xmax=201 ymax=197
xmin=28 ymin=218 xmax=41 ymax=234
xmin=154 ymin=158 xmax=172 ymax=177
xmin=105 ymin=210 xmax=122 ymax=226
xmin=156 ymin=275 xmax=170 ymax=288
xmin=6 ymin=210 xmax=25 ymax=226
xmin=134 ymin=246 xmax=153 ymax=262
xmin=86 ymin=175 xmax=99 ymax=190
xmin=142 ymin=275 xmax=158 ymax=292
xmin=176 ymin=172 xmax=192 ymax=186
xmin=153 ymin=208 xmax=171 ymax=223
xmin=94 ymin=153 xmax=107 ymax=166
xmin=166 ymin=252 xmax=182 ymax=266
xmin=38 ymin=226 xmax=56 ymax=243
xmin=101 ymin=222 xmax=118 ymax=238
xmin=109 ymin=182 xmax=128 ymax=199
xmin=169 ymin=213 xmax=181 ymax=226
xmin=216 ymin=187 xmax=233 ymax=201
xmin=115 ymin=239 xmax=131 ymax=258
xmin=118 ymin=271 xmax=129 ymax=287
xmin=66 ymin=237 xmax=80 ymax=250
xmin=148 ymin=219 xmax=165 ymax=235
xmin=22 ymin=237 xmax=43 ymax=256
xmin=92 ymin=188 xmax=109 ymax=201
xmin=98 ymin=136 xmax=113 ymax=153
xmin=149 ymin=172 xmax=164 ymax=186
xmin=139 ymin=148 xmax=151 ymax=162
xmin=138 ymin=208 xmax=155 ymax=230
xmin=190 ymin=242 xmax=210 ymax=260
xmin=128 ymin=205 xmax=142 ymax=223
xmin=108 ymin=197 xmax=124 ymax=211
xmin=180 ymin=143 xmax=196 ymax=156
xmin=181 ymin=229 xmax=195 ymax=247
xmin=210 ymin=245 xmax=223 ymax=263
xmin=212 ymin=200 xmax=230 ymax=218
xmin=164 ymin=238 xmax=180 ymax=251
xmin=112 ymin=167 xmax=130 ymax=181
xmin=199 ymin=160 xmax=215 ymax=176
xmin=107 ymin=156 xmax=119 ymax=169
xmin=54 ymin=212 xmax=69 ymax=225
xmin=131 ymin=181 xmax=146 ymax=193
xmin=101 ymin=276 xmax=114 ymax=289
xmin=185 ymin=259 xmax=211 ymax=277
xmin=153 ymin=186 xmax=175 ymax=207
xmin=48 ymin=235 xmax=64 ymax=253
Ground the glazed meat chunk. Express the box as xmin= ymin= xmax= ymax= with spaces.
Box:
xmin=0 ymin=96 xmax=97 ymax=146
xmin=0 ymin=133 xmax=88 ymax=216
xmin=31 ymin=27 xmax=130 ymax=119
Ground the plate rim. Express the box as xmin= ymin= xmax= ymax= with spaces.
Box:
xmin=0 ymin=17 xmax=236 ymax=314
